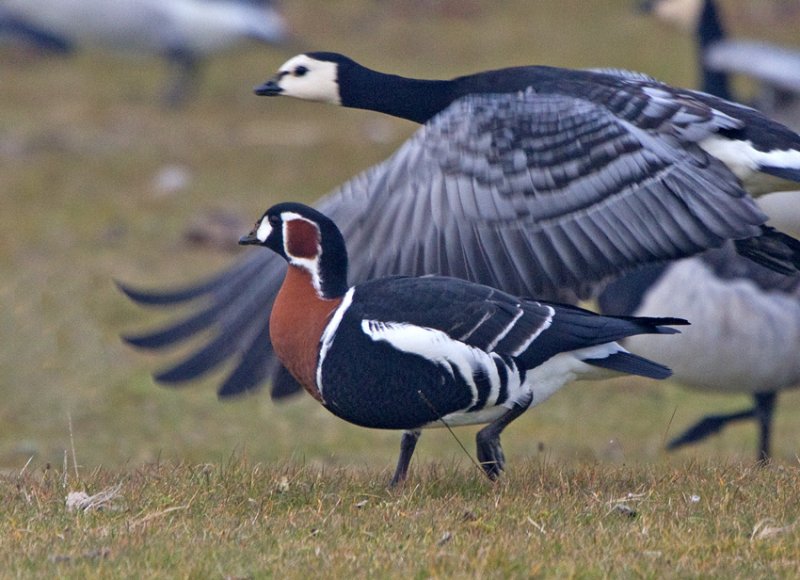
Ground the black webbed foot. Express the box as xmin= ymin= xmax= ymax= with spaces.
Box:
xmin=390 ymin=430 xmax=421 ymax=487
xmin=474 ymin=392 xmax=533 ymax=481
xmin=476 ymin=429 xmax=507 ymax=479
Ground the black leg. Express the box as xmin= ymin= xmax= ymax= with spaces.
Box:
xmin=475 ymin=393 xmax=533 ymax=480
xmin=390 ymin=430 xmax=421 ymax=487
xmin=754 ymin=392 xmax=777 ymax=463
xmin=668 ymin=391 xmax=779 ymax=461
xmin=667 ymin=409 xmax=755 ymax=451
xmin=667 ymin=408 xmax=755 ymax=451
xmin=163 ymin=48 xmax=199 ymax=108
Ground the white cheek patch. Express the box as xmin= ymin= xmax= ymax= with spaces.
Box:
xmin=256 ymin=219 xmax=272 ymax=242
xmin=277 ymin=55 xmax=341 ymax=104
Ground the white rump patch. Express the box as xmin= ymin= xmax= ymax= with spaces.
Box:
xmin=524 ymin=342 xmax=626 ymax=406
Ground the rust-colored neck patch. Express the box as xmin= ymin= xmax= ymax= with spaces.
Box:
xmin=270 ymin=265 xmax=341 ymax=402
xmin=285 ymin=219 xmax=320 ymax=260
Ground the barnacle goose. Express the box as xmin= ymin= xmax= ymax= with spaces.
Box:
xmin=121 ymin=54 xmax=800 ymax=400
xmin=598 ymin=242 xmax=800 ymax=460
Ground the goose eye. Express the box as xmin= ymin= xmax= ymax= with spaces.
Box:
xmin=268 ymin=215 xmax=281 ymax=227
xmin=294 ymin=65 xmax=309 ymax=77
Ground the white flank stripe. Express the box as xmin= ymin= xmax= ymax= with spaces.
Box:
xmin=485 ymin=306 xmax=523 ymax=352
xmin=510 ymin=305 xmax=555 ymax=356
xmin=485 ymin=353 xmax=504 ymax=407
xmin=316 ymin=287 xmax=355 ymax=397
xmin=360 ymin=320 xmax=485 ymax=409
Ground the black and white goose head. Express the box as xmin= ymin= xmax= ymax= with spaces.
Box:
xmin=254 ymin=52 xmax=353 ymax=104
xmin=239 ymin=202 xmax=349 ymax=299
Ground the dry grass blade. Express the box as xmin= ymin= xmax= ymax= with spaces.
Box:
xmin=66 ymin=482 xmax=123 ymax=512
xmin=751 ymin=518 xmax=797 ymax=541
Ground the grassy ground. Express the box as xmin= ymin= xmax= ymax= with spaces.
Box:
xmin=2 ymin=0 xmax=800 ymax=574
xmin=3 ymin=459 xmax=800 ymax=577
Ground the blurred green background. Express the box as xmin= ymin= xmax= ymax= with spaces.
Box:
xmin=2 ymin=0 xmax=799 ymax=474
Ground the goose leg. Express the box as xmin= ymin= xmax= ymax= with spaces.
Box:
xmin=668 ymin=391 xmax=779 ymax=459
xmin=475 ymin=393 xmax=533 ymax=480
xmin=667 ymin=409 xmax=755 ymax=451
xmin=390 ymin=430 xmax=421 ymax=487
xmin=754 ymin=391 xmax=777 ymax=463
xmin=163 ymin=47 xmax=200 ymax=107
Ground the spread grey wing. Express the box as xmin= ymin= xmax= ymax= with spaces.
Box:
xmin=344 ymin=91 xmax=766 ymax=298
xmin=121 ymin=89 xmax=769 ymax=399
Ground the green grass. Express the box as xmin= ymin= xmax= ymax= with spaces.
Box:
xmin=2 ymin=0 xmax=800 ymax=575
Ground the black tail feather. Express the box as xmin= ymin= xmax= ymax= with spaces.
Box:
xmin=735 ymin=226 xmax=800 ymax=275
xmin=759 ymin=165 xmax=800 ymax=183
xmin=586 ymin=351 xmax=673 ymax=380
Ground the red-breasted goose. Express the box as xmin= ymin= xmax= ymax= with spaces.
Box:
xmin=239 ymin=202 xmax=687 ymax=484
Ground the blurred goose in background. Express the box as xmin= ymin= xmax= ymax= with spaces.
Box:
xmin=602 ymin=0 xmax=800 ymax=460
xmin=640 ymin=0 xmax=800 ymax=129
xmin=0 ymin=5 xmax=72 ymax=53
xmin=0 ymin=0 xmax=290 ymax=105
xmin=122 ymin=54 xmax=800 ymax=401
xmin=598 ymin=241 xmax=800 ymax=461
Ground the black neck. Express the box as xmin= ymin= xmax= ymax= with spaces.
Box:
xmin=698 ymin=0 xmax=732 ymax=99
xmin=317 ymin=223 xmax=350 ymax=299
xmin=338 ymin=64 xmax=457 ymax=123
xmin=698 ymin=0 xmax=726 ymax=48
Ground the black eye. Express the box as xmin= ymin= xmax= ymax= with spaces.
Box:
xmin=268 ymin=214 xmax=281 ymax=226
xmin=294 ymin=65 xmax=309 ymax=77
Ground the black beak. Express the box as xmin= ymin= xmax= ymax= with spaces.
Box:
xmin=254 ymin=75 xmax=283 ymax=96
xmin=239 ymin=230 xmax=260 ymax=245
